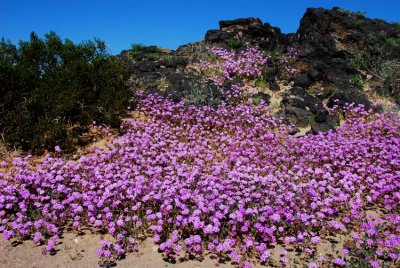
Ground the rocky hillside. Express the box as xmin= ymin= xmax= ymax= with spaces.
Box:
xmin=118 ymin=7 xmax=400 ymax=134
xmin=1 ymin=7 xmax=400 ymax=268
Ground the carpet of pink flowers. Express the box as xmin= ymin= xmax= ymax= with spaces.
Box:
xmin=197 ymin=46 xmax=269 ymax=86
xmin=1 ymin=46 xmax=400 ymax=267
xmin=196 ymin=46 xmax=298 ymax=88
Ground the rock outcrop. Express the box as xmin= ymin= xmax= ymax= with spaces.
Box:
xmin=117 ymin=7 xmax=400 ymax=134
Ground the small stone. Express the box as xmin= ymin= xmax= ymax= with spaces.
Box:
xmin=269 ymin=81 xmax=280 ymax=91
xmin=294 ymin=74 xmax=312 ymax=88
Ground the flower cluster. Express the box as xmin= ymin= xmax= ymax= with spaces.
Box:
xmin=284 ymin=46 xmax=299 ymax=75
xmin=196 ymin=46 xmax=299 ymax=101
xmin=197 ymin=46 xmax=269 ymax=86
xmin=0 ymin=96 xmax=399 ymax=267
xmin=340 ymin=216 xmax=400 ymax=267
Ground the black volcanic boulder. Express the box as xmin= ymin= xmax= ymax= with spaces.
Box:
xmin=205 ymin=17 xmax=288 ymax=50
xmin=159 ymin=55 xmax=189 ymax=69
xmin=284 ymin=106 xmax=313 ymax=127
xmin=252 ymin=92 xmax=271 ymax=105
xmin=205 ymin=30 xmax=234 ymax=44
xmin=219 ymin=17 xmax=263 ymax=29
xmin=133 ymin=61 xmax=160 ymax=73
xmin=297 ymin=7 xmax=399 ymax=81
xmin=294 ymin=74 xmax=312 ymax=88
xmin=327 ymin=90 xmax=370 ymax=109
xmin=281 ymin=87 xmax=339 ymax=132
xmin=310 ymin=113 xmax=340 ymax=134
xmin=310 ymin=122 xmax=334 ymax=134
xmin=297 ymin=8 xmax=338 ymax=38
xmin=283 ymin=87 xmax=324 ymax=113
xmin=291 ymin=7 xmax=394 ymax=114
xmin=248 ymin=23 xmax=281 ymax=38
xmin=269 ymin=81 xmax=280 ymax=91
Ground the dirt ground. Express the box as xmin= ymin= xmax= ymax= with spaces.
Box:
xmin=0 ymin=233 xmax=236 ymax=268
xmin=0 ymin=231 xmax=349 ymax=268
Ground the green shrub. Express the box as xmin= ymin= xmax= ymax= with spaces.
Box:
xmin=0 ymin=32 xmax=132 ymax=154
xmin=354 ymin=10 xmax=366 ymax=18
xmin=129 ymin=44 xmax=162 ymax=61
xmin=377 ymin=60 xmax=400 ymax=102
xmin=131 ymin=43 xmax=146 ymax=52
xmin=180 ymin=79 xmax=223 ymax=107
xmin=308 ymin=115 xmax=317 ymax=124
xmin=384 ymin=37 xmax=397 ymax=48
xmin=252 ymin=95 xmax=262 ymax=105
xmin=129 ymin=43 xmax=145 ymax=59
xmin=226 ymin=39 xmax=242 ymax=49
xmin=349 ymin=30 xmax=400 ymax=103
xmin=337 ymin=8 xmax=365 ymax=18
xmin=145 ymin=53 xmax=158 ymax=61
xmin=377 ymin=32 xmax=398 ymax=48
xmin=352 ymin=21 xmax=362 ymax=28
xmin=337 ymin=8 xmax=352 ymax=15
xmin=255 ymin=78 xmax=268 ymax=90
xmin=350 ymin=75 xmax=365 ymax=87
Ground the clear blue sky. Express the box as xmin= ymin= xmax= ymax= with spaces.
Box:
xmin=1 ymin=0 xmax=399 ymax=54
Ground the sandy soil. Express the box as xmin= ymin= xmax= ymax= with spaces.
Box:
xmin=0 ymin=233 xmax=236 ymax=268
xmin=0 ymin=230 xmax=350 ymax=268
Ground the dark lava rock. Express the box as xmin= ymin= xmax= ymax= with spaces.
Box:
xmin=326 ymin=114 xmax=340 ymax=127
xmin=219 ymin=17 xmax=263 ymax=29
xmin=303 ymin=94 xmax=323 ymax=113
xmin=134 ymin=72 xmax=163 ymax=90
xmin=205 ymin=17 xmax=288 ymax=50
xmin=285 ymin=106 xmax=313 ymax=127
xmin=316 ymin=88 xmax=334 ymax=100
xmin=311 ymin=122 xmax=334 ymax=134
xmin=294 ymin=74 xmax=312 ymax=88
xmin=289 ymin=87 xmax=307 ymax=96
xmin=159 ymin=55 xmax=189 ymax=69
xmin=283 ymin=88 xmax=324 ymax=114
xmin=133 ymin=61 xmax=160 ymax=73
xmin=269 ymin=81 xmax=280 ymax=91
xmin=264 ymin=66 xmax=279 ymax=82
xmin=205 ymin=30 xmax=234 ymax=44
xmin=253 ymin=92 xmax=271 ymax=105
xmin=175 ymin=42 xmax=213 ymax=63
xmin=311 ymin=113 xmax=339 ymax=134
xmin=328 ymin=90 xmax=370 ymax=109
xmin=309 ymin=67 xmax=322 ymax=81
xmin=315 ymin=110 xmax=328 ymax=122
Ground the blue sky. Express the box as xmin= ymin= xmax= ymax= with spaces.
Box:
xmin=1 ymin=0 xmax=399 ymax=54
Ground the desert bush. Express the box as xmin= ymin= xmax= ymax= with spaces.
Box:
xmin=226 ymin=39 xmax=242 ymax=49
xmin=0 ymin=32 xmax=132 ymax=154
xmin=350 ymin=75 xmax=365 ymax=87
xmin=337 ymin=8 xmax=366 ymax=18
xmin=180 ymin=79 xmax=223 ymax=107
xmin=128 ymin=43 xmax=146 ymax=60
xmin=128 ymin=44 xmax=162 ymax=61
xmin=376 ymin=60 xmax=400 ymax=102
xmin=349 ymin=32 xmax=400 ymax=103
xmin=145 ymin=53 xmax=158 ymax=61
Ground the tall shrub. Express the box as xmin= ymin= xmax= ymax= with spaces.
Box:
xmin=0 ymin=32 xmax=131 ymax=153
